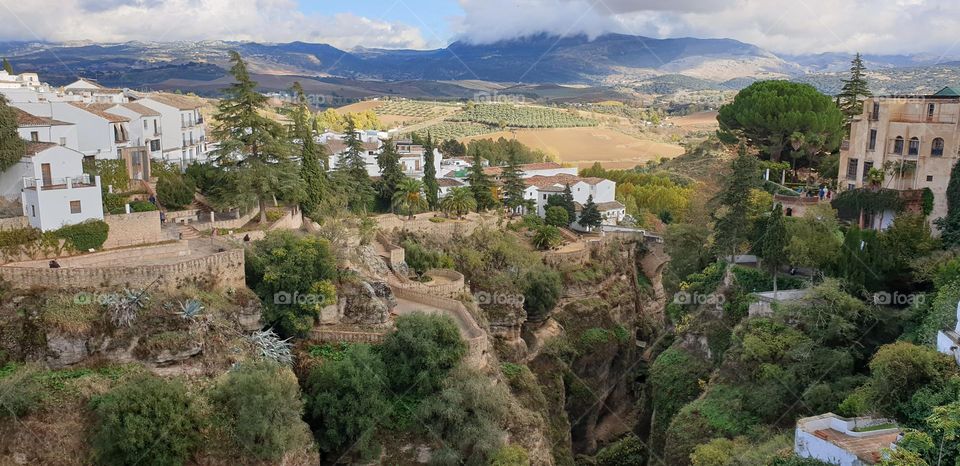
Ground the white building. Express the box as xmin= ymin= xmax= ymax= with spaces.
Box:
xmin=136 ymin=93 xmax=208 ymax=167
xmin=794 ymin=414 xmax=901 ymax=466
xmin=0 ymin=70 xmax=44 ymax=90
xmin=104 ymin=103 xmax=165 ymax=178
xmin=323 ymin=136 xmax=443 ymax=179
xmin=936 ymin=301 xmax=960 ymax=367
xmin=11 ymin=101 xmax=133 ymax=161
xmin=522 ymin=174 xmax=624 ymax=228
xmin=0 ymin=142 xmax=104 ymax=231
xmin=437 ymin=178 xmax=466 ymax=198
xmin=484 ymin=162 xmax=579 ymax=180
xmin=61 ymin=78 xmax=126 ymax=104
xmin=14 ymin=108 xmax=79 ymax=150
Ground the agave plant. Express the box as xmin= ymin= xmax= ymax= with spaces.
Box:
xmin=177 ymin=299 xmax=205 ymax=320
xmin=103 ymin=289 xmax=150 ymax=328
xmin=249 ymin=329 xmax=293 ymax=365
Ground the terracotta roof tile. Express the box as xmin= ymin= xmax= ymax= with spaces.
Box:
xmin=24 ymin=141 xmax=58 ymax=156
xmin=14 ymin=108 xmax=71 ymax=127
xmin=69 ymin=103 xmax=129 ymax=123
xmin=437 ymin=178 xmax=464 ymax=188
xmin=143 ymin=93 xmax=204 ymax=110
xmin=118 ymin=102 xmax=161 ymax=117
xmin=484 ymin=161 xmax=565 ymax=176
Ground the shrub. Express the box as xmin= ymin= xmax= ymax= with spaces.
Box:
xmin=209 ymin=362 xmax=308 ymax=462
xmin=594 ymin=434 xmax=647 ymax=466
xmin=303 ymin=344 xmax=391 ymax=461
xmin=157 ymin=174 xmax=195 ymax=210
xmin=544 ymin=206 xmax=570 ymax=227
xmin=401 ymin=240 xmax=454 ymax=277
xmin=85 ymin=159 xmax=129 ymax=192
xmin=90 ymin=375 xmax=201 ymax=466
xmin=266 ymin=208 xmax=286 ymax=223
xmin=0 ymin=226 xmax=40 ymax=256
xmin=0 ymin=363 xmax=41 ymax=418
xmin=523 ymin=267 xmax=562 ymax=322
xmin=129 ymin=200 xmax=158 ymax=212
xmin=101 ymin=191 xmax=127 ymax=214
xmin=54 ymin=219 xmax=109 ymax=251
xmin=491 ymin=445 xmax=530 ymax=465
xmin=381 ymin=312 xmax=466 ymax=397
xmin=532 ymin=225 xmax=563 ymax=250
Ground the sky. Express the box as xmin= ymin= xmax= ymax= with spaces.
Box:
xmin=1 ymin=0 xmax=960 ymax=56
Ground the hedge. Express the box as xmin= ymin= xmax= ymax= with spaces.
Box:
xmin=54 ymin=220 xmax=109 ymax=251
xmin=129 ymin=200 xmax=158 ymax=212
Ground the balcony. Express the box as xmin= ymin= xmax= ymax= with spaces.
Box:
xmin=868 ymin=111 xmax=880 ymax=121
xmin=23 ymin=174 xmax=97 ymax=191
xmin=889 ymin=112 xmax=959 ymax=124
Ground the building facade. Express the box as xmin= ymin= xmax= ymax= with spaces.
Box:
xmin=838 ymin=87 xmax=960 ymax=227
xmin=137 ymin=94 xmax=208 ymax=167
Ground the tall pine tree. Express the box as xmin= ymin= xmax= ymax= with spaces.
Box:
xmin=377 ymin=138 xmax=404 ymax=207
xmin=2 ymin=58 xmax=12 ymax=74
xmin=759 ymin=203 xmax=789 ymax=295
xmin=291 ymin=82 xmax=326 ymax=218
xmin=714 ymin=144 xmax=761 ymax=259
xmin=211 ymin=51 xmax=301 ymax=223
xmin=578 ymin=195 xmax=602 ymax=231
xmin=467 ymin=151 xmax=496 ymax=212
xmin=334 ymin=117 xmax=375 ymax=212
xmin=500 ymin=148 xmax=526 ymax=215
xmin=0 ymin=94 xmax=25 ymax=172
xmin=422 ymin=132 xmax=439 ymax=209
xmin=838 ymin=53 xmax=871 ymax=122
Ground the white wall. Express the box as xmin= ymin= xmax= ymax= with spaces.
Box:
xmin=794 ymin=430 xmax=862 ymax=466
xmin=17 ymin=124 xmax=79 ymax=150
xmin=0 ymin=160 xmax=32 ymax=200
xmin=12 ymin=102 xmax=118 ymax=159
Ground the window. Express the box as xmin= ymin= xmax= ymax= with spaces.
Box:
xmin=70 ymin=200 xmax=81 ymax=214
xmin=932 ymin=138 xmax=945 ymax=156
xmin=928 ymin=103 xmax=936 ymax=120
xmin=868 ymin=129 xmax=877 ymax=151
xmin=846 ymin=158 xmax=859 ymax=180
xmin=871 ymin=101 xmax=880 ymax=120
xmin=862 ymin=161 xmax=873 ymax=182
xmin=909 ymin=137 xmax=920 ymax=156
xmin=30 ymin=131 xmax=39 ymax=142
xmin=31 ymin=205 xmax=35 ymax=217
xmin=143 ymin=120 xmax=148 ymax=129
xmin=59 ymin=137 xmax=66 ymax=146
xmin=893 ymin=136 xmax=904 ymax=154
xmin=927 ymin=175 xmax=934 ymax=182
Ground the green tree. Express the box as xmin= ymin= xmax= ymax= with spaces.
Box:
xmin=759 ymin=203 xmax=789 ymax=294
xmin=786 ymin=204 xmax=842 ymax=272
xmin=391 ymin=177 xmax=427 ymax=219
xmin=928 ymin=402 xmax=960 ymax=466
xmin=838 ymin=53 xmax=872 ymax=123
xmin=440 ymin=139 xmax=466 ymax=158
xmin=467 ymin=150 xmax=496 ymax=211
xmin=523 ymin=267 xmax=562 ymax=322
xmin=156 ymin=173 xmax=196 ymax=210
xmin=291 ymin=82 xmax=327 ymax=218
xmin=211 ymin=51 xmax=301 ymax=223
xmin=381 ymin=313 xmax=467 ymax=397
xmin=377 ymin=138 xmax=404 ymax=207
xmin=532 ymin=225 xmax=563 ymax=250
xmin=544 ymin=206 xmax=570 ymax=227
xmin=245 ymin=231 xmax=338 ymax=337
xmin=714 ymin=145 xmax=761 ymax=259
xmin=594 ymin=434 xmax=647 ymax=466
xmin=303 ymin=344 xmax=391 ymax=461
xmin=333 ymin=118 xmax=375 ymax=212
xmin=209 ymin=362 xmax=308 ymax=462
xmin=423 ymin=132 xmax=439 ymax=209
xmin=854 ymin=342 xmax=958 ymax=419
xmin=2 ymin=58 xmax=12 ymax=74
xmin=936 ymin=159 xmax=960 ymax=247
xmin=500 ymin=149 xmax=527 ymax=215
xmin=717 ymin=81 xmax=844 ymax=162
xmin=90 ymin=376 xmax=201 ymax=466
xmin=578 ymin=195 xmax=603 ymax=230
xmin=0 ymin=94 xmax=25 ymax=172
xmin=440 ymin=186 xmax=477 ymax=219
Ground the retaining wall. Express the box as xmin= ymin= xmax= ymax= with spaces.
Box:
xmin=376 ymin=232 xmax=405 ymax=270
xmin=103 ymin=211 xmax=163 ymax=249
xmin=194 ymin=207 xmax=260 ymax=232
xmin=397 ymin=268 xmax=466 ymax=298
xmin=311 ymin=329 xmax=386 ymax=344
xmin=0 ymin=216 xmax=28 ymax=231
xmin=391 ymin=285 xmax=489 ymax=368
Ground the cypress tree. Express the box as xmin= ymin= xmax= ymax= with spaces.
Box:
xmin=466 ymin=151 xmax=495 ymax=212
xmin=561 ymin=184 xmax=576 ymax=221
xmin=759 ymin=203 xmax=789 ymax=295
xmin=500 ymin=149 xmax=526 ymax=215
xmin=377 ymin=138 xmax=404 ymax=207
xmin=211 ymin=51 xmax=301 ymax=223
xmin=714 ymin=144 xmax=761 ymax=259
xmin=936 ymin=161 xmax=960 ymax=247
xmin=422 ymin=132 xmax=439 ymax=209
xmin=578 ymin=195 xmax=602 ymax=230
xmin=0 ymin=94 xmax=25 ymax=172
xmin=838 ymin=53 xmax=871 ymax=122
xmin=291 ymin=82 xmax=326 ymax=218
xmin=2 ymin=58 xmax=12 ymax=74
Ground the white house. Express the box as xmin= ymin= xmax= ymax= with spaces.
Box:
xmin=936 ymin=301 xmax=960 ymax=367
xmin=0 ymin=70 xmax=44 ymax=90
xmin=437 ymin=178 xmax=466 ymax=198
xmin=14 ymin=108 xmax=79 ymax=150
xmin=11 ymin=101 xmax=132 ymax=161
xmin=104 ymin=103 xmax=165 ymax=179
xmin=323 ymin=137 xmax=443 ymax=180
xmin=484 ymin=162 xmax=578 ymax=180
xmin=794 ymin=413 xmax=901 ymax=466
xmin=61 ymin=78 xmax=126 ymax=104
xmin=0 ymin=142 xmax=104 ymax=231
xmin=137 ymin=93 xmax=208 ymax=167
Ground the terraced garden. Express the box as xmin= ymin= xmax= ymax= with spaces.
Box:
xmin=448 ymin=104 xmax=597 ymax=128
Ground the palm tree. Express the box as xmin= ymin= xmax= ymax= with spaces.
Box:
xmin=391 ymin=178 xmax=427 ymax=219
xmin=532 ymin=225 xmax=563 ymax=250
xmin=440 ymin=187 xmax=477 ymax=219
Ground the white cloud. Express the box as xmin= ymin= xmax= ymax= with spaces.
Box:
xmin=452 ymin=0 xmax=960 ymax=55
xmin=0 ymin=0 xmax=431 ymax=49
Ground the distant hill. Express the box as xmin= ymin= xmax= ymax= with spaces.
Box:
xmin=0 ymin=35 xmax=956 ymax=98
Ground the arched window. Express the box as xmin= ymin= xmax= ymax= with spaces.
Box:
xmin=909 ymin=137 xmax=920 ymax=156
xmin=893 ymin=136 xmax=904 ymax=155
xmin=932 ymin=138 xmax=945 ymax=157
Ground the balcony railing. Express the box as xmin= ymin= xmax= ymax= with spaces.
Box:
xmin=889 ymin=112 xmax=959 ymax=124
xmin=23 ymin=174 xmax=96 ymax=191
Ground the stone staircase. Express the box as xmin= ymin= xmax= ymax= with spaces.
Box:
xmin=175 ymin=223 xmax=202 ymax=240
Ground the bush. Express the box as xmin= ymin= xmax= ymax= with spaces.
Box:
xmin=544 ymin=206 xmax=570 ymax=227
xmin=90 ymin=375 xmax=201 ymax=466
xmin=401 ymin=240 xmax=454 ymax=277
xmin=209 ymin=362 xmax=308 ymax=462
xmin=303 ymin=344 xmax=391 ymax=461
xmin=0 ymin=363 xmax=41 ymax=418
xmin=381 ymin=312 xmax=467 ymax=397
xmin=157 ymin=174 xmax=195 ymax=210
xmin=85 ymin=159 xmax=129 ymax=192
xmin=101 ymin=191 xmax=126 ymax=214
xmin=491 ymin=445 xmax=530 ymax=465
xmin=594 ymin=434 xmax=647 ymax=466
xmin=265 ymin=208 xmax=286 ymax=223
xmin=0 ymin=226 xmax=40 ymax=256
xmin=54 ymin=219 xmax=109 ymax=251
xmin=128 ymin=200 xmax=158 ymax=212
xmin=523 ymin=267 xmax=562 ymax=322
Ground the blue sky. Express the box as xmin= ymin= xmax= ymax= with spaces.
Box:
xmin=2 ymin=0 xmax=960 ymax=55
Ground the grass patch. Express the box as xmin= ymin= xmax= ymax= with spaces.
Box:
xmin=42 ymin=296 xmax=102 ymax=335
xmin=853 ymin=423 xmax=897 ymax=432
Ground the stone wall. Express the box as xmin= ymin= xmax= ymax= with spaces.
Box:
xmin=543 ymin=245 xmax=591 ymax=267
xmin=0 ymin=216 xmax=28 ymax=231
xmin=164 ymin=209 xmax=200 ymax=224
xmin=311 ymin=329 xmax=386 ymax=344
xmin=0 ymin=248 xmax=245 ymax=292
xmin=194 ymin=207 xmax=260 ymax=232
xmin=391 ymin=285 xmax=489 ymax=368
xmin=268 ymin=207 xmax=304 ymax=231
xmin=396 ymin=268 xmax=467 ymax=298
xmin=376 ymin=232 xmax=405 ymax=270
xmin=103 ymin=211 xmax=163 ymax=249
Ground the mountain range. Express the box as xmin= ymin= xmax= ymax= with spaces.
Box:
xmin=1 ymin=34 xmax=957 ymax=98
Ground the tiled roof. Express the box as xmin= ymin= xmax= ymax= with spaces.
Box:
xmin=69 ymin=103 xmax=129 ymax=123
xmin=523 ymin=174 xmax=581 ymax=189
xmin=437 ymin=178 xmax=464 ymax=188
xmin=596 ymin=201 xmax=626 ymax=211
xmin=24 ymin=141 xmax=58 ymax=156
xmin=14 ymin=108 xmax=71 ymax=127
xmin=323 ymin=139 xmax=380 ymax=154
xmin=144 ymin=93 xmax=204 ymax=110
xmin=484 ymin=161 xmax=565 ymax=176
xmin=118 ymin=102 xmax=161 ymax=117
